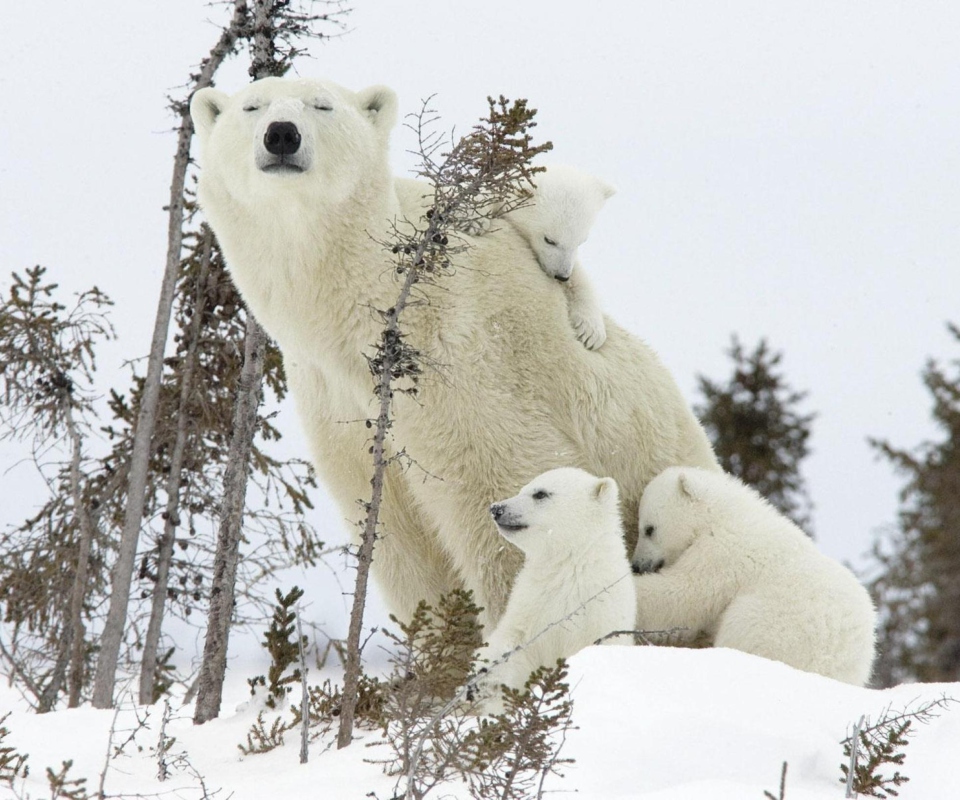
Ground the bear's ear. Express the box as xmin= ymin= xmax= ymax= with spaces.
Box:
xmin=598 ymin=178 xmax=617 ymax=201
xmin=676 ymin=472 xmax=703 ymax=502
xmin=190 ymin=88 xmax=229 ymax=142
xmin=357 ymin=85 xmax=398 ymax=134
xmin=594 ymin=476 xmax=617 ymax=501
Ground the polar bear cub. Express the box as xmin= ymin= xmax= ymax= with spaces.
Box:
xmin=504 ymin=166 xmax=615 ymax=350
xmin=631 ymin=467 xmax=877 ymax=685
xmin=479 ymin=467 xmax=636 ymax=696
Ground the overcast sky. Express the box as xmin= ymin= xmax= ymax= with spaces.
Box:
xmin=2 ymin=1 xmax=959 ymax=633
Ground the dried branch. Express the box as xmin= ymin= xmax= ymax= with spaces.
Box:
xmin=336 ymin=95 xmax=551 ymax=751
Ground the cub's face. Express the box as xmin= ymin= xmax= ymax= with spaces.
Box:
xmin=489 ymin=467 xmax=619 ymax=557
xmin=632 ymin=468 xmax=702 ymax=575
xmin=511 ymin=167 xmax=615 ymax=281
xmin=190 ymin=77 xmax=397 ymax=209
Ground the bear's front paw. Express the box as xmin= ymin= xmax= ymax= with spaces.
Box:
xmin=570 ymin=309 xmax=607 ymax=351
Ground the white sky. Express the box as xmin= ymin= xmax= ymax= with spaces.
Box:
xmin=2 ymin=1 xmax=959 ymax=604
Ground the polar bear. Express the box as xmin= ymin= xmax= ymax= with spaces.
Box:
xmin=479 ymin=468 xmax=636 ymax=695
xmin=631 ymin=467 xmax=877 ymax=685
xmin=189 ymin=77 xmax=719 ymax=627
xmin=504 ymin=166 xmax=615 ymax=350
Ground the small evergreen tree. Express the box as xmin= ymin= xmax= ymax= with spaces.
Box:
xmin=247 ymin=586 xmax=307 ymax=709
xmin=0 ymin=267 xmax=115 ymax=711
xmin=695 ymin=336 xmax=816 ymax=531
xmin=867 ymin=323 xmax=960 ymax=686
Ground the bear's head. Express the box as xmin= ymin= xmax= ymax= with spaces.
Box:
xmin=190 ymin=77 xmax=398 ymax=214
xmin=632 ymin=467 xmax=715 ymax=575
xmin=489 ymin=467 xmax=620 ymax=559
xmin=508 ymin=165 xmax=615 ymax=281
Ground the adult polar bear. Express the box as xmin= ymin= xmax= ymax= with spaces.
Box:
xmin=190 ymin=77 xmax=719 ymax=624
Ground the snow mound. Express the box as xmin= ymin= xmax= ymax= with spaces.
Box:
xmin=2 ymin=646 xmax=957 ymax=799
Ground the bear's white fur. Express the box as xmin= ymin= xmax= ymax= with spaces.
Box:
xmin=189 ymin=77 xmax=719 ymax=626
xmin=632 ymin=467 xmax=877 ymax=685
xmin=505 ymin=166 xmax=615 ymax=350
xmin=480 ymin=468 xmax=636 ymax=694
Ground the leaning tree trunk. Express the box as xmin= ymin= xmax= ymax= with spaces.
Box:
xmin=92 ymin=0 xmax=250 ymax=710
xmin=64 ymin=404 xmax=97 ymax=708
xmin=192 ymin=0 xmax=292 ymax=726
xmin=138 ymin=229 xmax=214 ymax=705
xmin=192 ymin=318 xmax=266 ymax=724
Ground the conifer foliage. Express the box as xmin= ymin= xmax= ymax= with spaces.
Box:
xmin=867 ymin=323 xmax=960 ymax=686
xmin=247 ymin=586 xmax=308 ymax=710
xmin=0 ymin=268 xmax=115 ymax=711
xmin=696 ymin=336 xmax=816 ymax=531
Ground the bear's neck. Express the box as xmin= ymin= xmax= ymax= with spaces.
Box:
xmin=209 ymin=173 xmax=410 ymax=377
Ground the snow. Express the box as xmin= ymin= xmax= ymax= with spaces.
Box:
xmin=3 ymin=646 xmax=957 ymax=799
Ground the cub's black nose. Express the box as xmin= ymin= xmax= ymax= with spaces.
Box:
xmin=264 ymin=121 xmax=301 ymax=155
xmin=631 ymin=562 xmax=642 ymax=575
xmin=490 ymin=503 xmax=505 ymax=520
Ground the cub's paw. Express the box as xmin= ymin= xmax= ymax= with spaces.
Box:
xmin=570 ymin=309 xmax=607 ymax=351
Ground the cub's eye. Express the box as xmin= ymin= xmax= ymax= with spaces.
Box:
xmin=543 ymin=236 xmax=558 ymax=247
xmin=532 ymin=489 xmax=551 ymax=501
xmin=243 ymin=105 xmax=260 ymax=113
xmin=644 ymin=525 xmax=655 ymax=538
xmin=313 ymin=103 xmax=333 ymax=111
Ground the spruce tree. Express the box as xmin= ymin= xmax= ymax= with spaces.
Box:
xmin=695 ymin=336 xmax=816 ymax=532
xmin=868 ymin=323 xmax=960 ymax=686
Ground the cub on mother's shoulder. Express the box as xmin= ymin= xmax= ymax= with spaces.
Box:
xmin=470 ymin=165 xmax=614 ymax=350
xmin=478 ymin=467 xmax=636 ymax=703
xmin=632 ymin=467 xmax=876 ymax=685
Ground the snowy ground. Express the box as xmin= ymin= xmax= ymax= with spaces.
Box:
xmin=2 ymin=646 xmax=958 ymax=800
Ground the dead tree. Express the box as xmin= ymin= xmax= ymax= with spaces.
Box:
xmin=336 ymin=97 xmax=552 ymax=749
xmin=137 ymin=227 xmax=214 ymax=705
xmin=0 ymin=267 xmax=115 ymax=711
xmin=192 ymin=0 xmax=349 ymax=724
xmin=92 ymin=0 xmax=252 ymax=710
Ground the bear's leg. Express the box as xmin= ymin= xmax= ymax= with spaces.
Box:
xmin=287 ymin=362 xmax=461 ymax=622
xmin=425 ymin=494 xmax=525 ymax=627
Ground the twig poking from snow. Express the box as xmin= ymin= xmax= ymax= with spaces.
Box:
xmin=764 ymin=760 xmax=788 ymax=800
xmin=297 ymin=610 xmax=309 ymax=765
xmin=97 ymin=703 xmax=124 ymax=799
xmin=845 ymin=715 xmax=864 ymax=798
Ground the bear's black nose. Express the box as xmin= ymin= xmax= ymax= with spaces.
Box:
xmin=490 ymin=503 xmax=505 ymax=520
xmin=264 ymin=121 xmax=302 ymax=155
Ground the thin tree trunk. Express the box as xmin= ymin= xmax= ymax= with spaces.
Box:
xmin=65 ymin=404 xmax=96 ymax=708
xmin=338 ymin=231 xmax=431 ymax=748
xmin=37 ymin=630 xmax=70 ymax=714
xmin=138 ymin=229 xmax=214 ymax=705
xmin=193 ymin=318 xmax=266 ymax=724
xmin=38 ymin=403 xmax=96 ymax=712
xmin=297 ymin=612 xmax=309 ymax=764
xmin=92 ymin=0 xmax=250 ymax=710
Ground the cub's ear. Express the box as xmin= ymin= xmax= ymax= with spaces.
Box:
xmin=598 ymin=178 xmax=617 ymax=201
xmin=676 ymin=471 xmax=703 ymax=502
xmin=190 ymin=88 xmax=229 ymax=142
xmin=357 ymin=85 xmax=398 ymax=134
xmin=594 ymin=476 xmax=617 ymax=501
